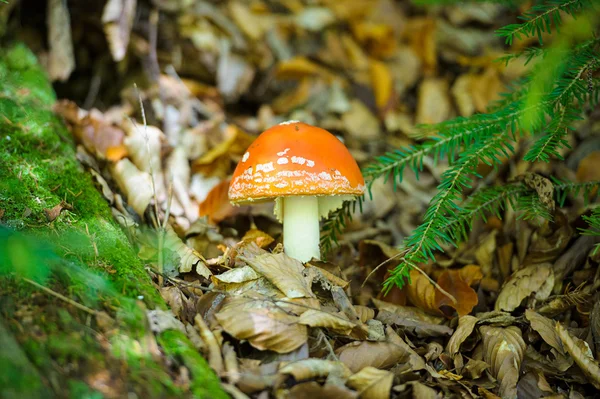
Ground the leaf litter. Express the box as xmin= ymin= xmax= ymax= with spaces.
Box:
xmin=7 ymin=0 xmax=600 ymax=397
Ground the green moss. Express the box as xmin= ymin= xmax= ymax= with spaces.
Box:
xmin=0 ymin=43 xmax=226 ymax=398
xmin=158 ymin=330 xmax=229 ymax=399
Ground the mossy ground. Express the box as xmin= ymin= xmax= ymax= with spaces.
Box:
xmin=0 ymin=44 xmax=226 ymax=399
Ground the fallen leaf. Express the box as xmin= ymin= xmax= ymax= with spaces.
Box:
xmin=495 ymin=263 xmax=553 ymax=312
xmin=480 ymin=325 xmax=526 ymax=398
xmin=194 ymin=314 xmax=224 ymax=374
xmin=147 ymin=309 xmax=185 ymax=334
xmin=240 ymin=252 xmax=315 ymax=299
xmin=44 ymin=201 xmax=70 ymax=222
xmin=217 ymin=40 xmax=255 ymax=103
xmin=102 ymin=0 xmax=136 ymax=62
xmin=353 ymin=305 xmax=375 ymax=323
xmin=351 ymin=21 xmax=396 ymax=58
xmin=275 ymin=56 xmax=335 ymax=82
xmin=278 ymin=359 xmax=352 ymax=381
xmin=446 ymin=315 xmax=478 ymax=356
xmin=369 ymin=59 xmax=394 ymax=113
xmin=376 ymin=310 xmax=453 ymax=337
xmin=287 ymin=382 xmax=358 ymax=399
xmin=110 ymin=158 xmax=153 ymax=217
xmin=372 ymin=298 xmax=444 ymax=324
xmin=241 ymin=228 xmax=275 ymax=249
xmin=346 ymin=367 xmax=394 ymax=399
xmin=336 ymin=341 xmax=406 ymax=373
xmin=199 ymin=178 xmax=239 ymax=223
xmin=403 ymin=18 xmax=437 ymax=75
xmin=576 ymin=151 xmax=600 ymax=184
xmin=556 ymin=323 xmax=600 ymax=389
xmin=47 ymin=0 xmax=75 ymax=81
xmin=298 ymin=309 xmax=358 ymax=335
xmin=212 ymin=266 xmax=259 ymax=285
xmin=525 ymin=309 xmax=565 ymax=355
xmin=416 ymin=78 xmax=452 ymax=125
xmin=436 ymin=265 xmax=482 ymax=317
xmin=215 ymin=296 xmax=308 ymax=354
xmin=342 ymin=99 xmax=381 ymax=141
xmin=405 ymin=269 xmax=442 ymax=316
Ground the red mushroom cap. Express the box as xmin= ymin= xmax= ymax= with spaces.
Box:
xmin=228 ymin=121 xmax=365 ymax=204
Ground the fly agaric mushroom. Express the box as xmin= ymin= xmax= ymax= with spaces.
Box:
xmin=228 ymin=121 xmax=365 ymax=262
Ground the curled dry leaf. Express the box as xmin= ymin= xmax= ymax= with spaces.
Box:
xmin=354 ymin=306 xmax=375 ymax=323
xmin=416 ymin=77 xmax=451 ymax=125
xmin=199 ymin=178 xmax=239 ymax=223
xmin=240 ymin=252 xmax=315 ymax=299
xmin=446 ymin=315 xmax=479 ymax=356
xmin=194 ymin=314 xmax=224 ymax=374
xmin=110 ymin=158 xmax=153 ymax=217
xmin=47 ymin=0 xmax=75 ymax=82
xmin=480 ymin=325 xmax=526 ymax=398
xmin=375 ymin=310 xmax=453 ymax=338
xmin=495 ymin=263 xmax=554 ymax=312
xmin=556 ymin=323 xmax=600 ymax=389
xmin=298 ymin=309 xmax=358 ymax=335
xmin=278 ymin=359 xmax=352 ymax=382
xmin=215 ymin=296 xmax=308 ymax=354
xmin=369 ymin=59 xmax=394 ymax=113
xmin=372 ymin=298 xmax=444 ymax=324
xmin=336 ymin=340 xmax=406 ymax=374
xmin=212 ymin=266 xmax=259 ymax=285
xmin=346 ymin=367 xmax=394 ymax=399
xmin=405 ymin=269 xmax=442 ymax=316
xmin=123 ymin=120 xmax=166 ymax=199
xmin=102 ymin=0 xmax=136 ymax=62
xmin=436 ymin=265 xmax=483 ymax=317
xmin=525 ymin=309 xmax=565 ymax=355
xmin=164 ymin=226 xmax=212 ymax=278
xmin=287 ymin=382 xmax=358 ymax=399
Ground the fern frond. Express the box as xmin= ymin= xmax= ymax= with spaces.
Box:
xmin=496 ymin=0 xmax=593 ymax=45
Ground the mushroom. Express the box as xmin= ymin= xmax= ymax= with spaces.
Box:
xmin=228 ymin=121 xmax=365 ymax=262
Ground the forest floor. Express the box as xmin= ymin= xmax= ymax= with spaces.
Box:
xmin=1 ymin=1 xmax=600 ymax=399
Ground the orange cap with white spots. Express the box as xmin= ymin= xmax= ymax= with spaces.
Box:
xmin=228 ymin=121 xmax=365 ymax=204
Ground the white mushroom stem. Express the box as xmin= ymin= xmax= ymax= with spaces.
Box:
xmin=283 ymin=196 xmax=320 ymax=262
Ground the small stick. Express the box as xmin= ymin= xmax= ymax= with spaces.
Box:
xmin=23 ymin=278 xmax=98 ymax=316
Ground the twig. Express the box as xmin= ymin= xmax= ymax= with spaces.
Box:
xmin=412 ymin=263 xmax=457 ymax=305
xmin=23 ymin=278 xmax=98 ymax=316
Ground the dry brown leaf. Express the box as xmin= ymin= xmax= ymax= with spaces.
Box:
xmin=556 ymin=323 xmax=600 ymax=389
xmin=55 ymin=101 xmax=127 ymax=162
xmin=416 ymin=78 xmax=451 ymax=125
xmin=386 ymin=326 xmax=426 ymax=371
xmin=199 ymin=178 xmax=239 ymax=223
xmin=212 ymin=266 xmax=259 ymax=285
xmin=495 ymin=264 xmax=554 ymax=312
xmin=452 ymin=69 xmax=503 ymax=117
xmin=194 ymin=314 xmax=224 ymax=374
xmin=403 ymin=18 xmax=437 ymax=75
xmin=336 ymin=341 xmax=406 ymax=373
xmin=123 ymin=121 xmax=166 ymax=199
xmin=275 ymin=56 xmax=335 ymax=82
xmin=44 ymin=201 xmax=71 ymax=222
xmin=192 ymin=124 xmax=255 ymax=178
xmin=436 ymin=265 xmax=482 ymax=317
xmin=217 ymin=42 xmax=255 ymax=103
xmin=353 ymin=306 xmax=375 ymax=323
xmin=110 ymin=158 xmax=153 ymax=217
xmin=525 ymin=309 xmax=565 ymax=355
xmin=215 ymin=296 xmax=307 ymax=354
xmin=375 ymin=310 xmax=453 ymax=337
xmin=372 ymin=298 xmax=444 ymax=324
xmin=342 ymin=99 xmax=381 ymax=141
xmin=47 ymin=0 xmax=75 ymax=81
xmin=297 ymin=309 xmax=358 ymax=335
xmin=576 ymin=151 xmax=600 ymax=184
xmin=272 ymin=78 xmax=313 ymax=114
xmin=480 ymin=325 xmax=526 ymax=398
xmin=241 ymin=228 xmax=275 ymax=249
xmin=278 ymin=359 xmax=352 ymax=382
xmin=241 ymin=252 xmax=315 ymax=299
xmin=287 ymin=382 xmax=358 ymax=399
xmin=369 ymin=59 xmax=394 ymax=112
xmin=346 ymin=367 xmax=394 ymax=399
xmin=411 ymin=382 xmax=438 ymax=399
xmin=405 ymin=269 xmax=442 ymax=316
xmin=446 ymin=315 xmax=479 ymax=356
xmin=165 ymin=226 xmax=212 ymax=277
xmin=351 ymin=21 xmax=396 ymax=58
xmin=102 ymin=0 xmax=136 ymax=62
